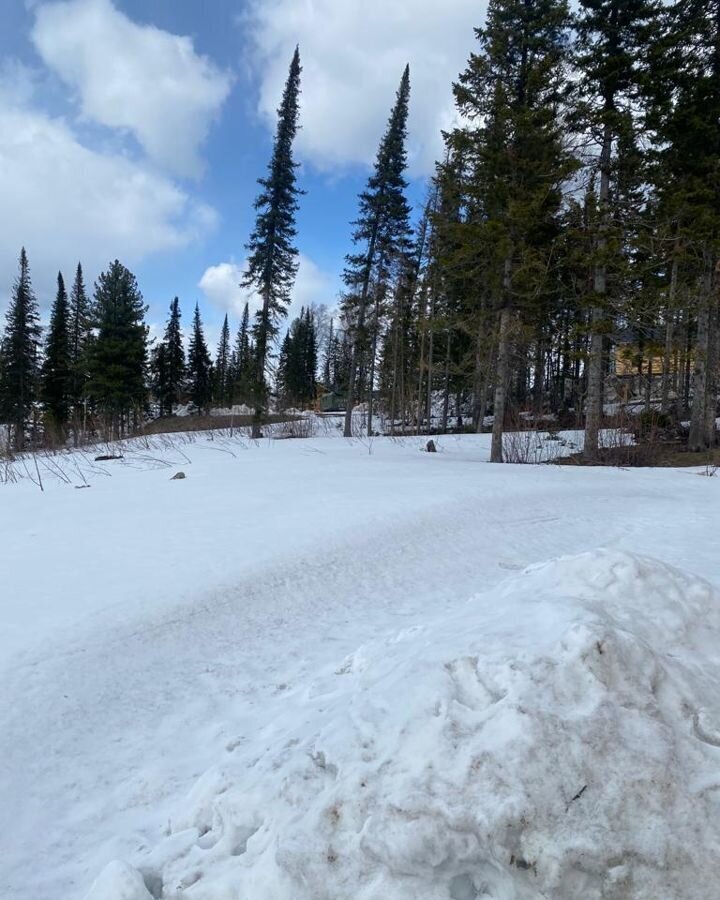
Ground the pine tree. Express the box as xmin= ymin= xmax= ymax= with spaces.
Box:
xmin=88 ymin=260 xmax=148 ymax=437
xmin=276 ymin=332 xmax=292 ymax=403
xmin=0 ymin=248 xmax=42 ymax=450
xmin=300 ymin=306 xmax=318 ymax=407
xmin=449 ymin=0 xmax=576 ymax=461
xmin=241 ymin=47 xmax=303 ymax=436
xmin=41 ymin=271 xmax=72 ymax=434
xmin=214 ymin=314 xmax=232 ymax=408
xmin=153 ymin=297 xmax=185 ymax=416
xmin=68 ymin=262 xmax=91 ymax=423
xmin=574 ymin=0 xmax=656 ymax=457
xmin=342 ymin=65 xmax=413 ymax=437
xmin=276 ymin=307 xmax=318 ymax=408
xmin=187 ymin=303 xmax=212 ymax=414
xmin=648 ymin=0 xmax=720 ymax=450
xmin=150 ymin=341 xmax=169 ymax=417
xmin=231 ymin=301 xmax=252 ymax=405
xmin=165 ymin=296 xmax=186 ymax=413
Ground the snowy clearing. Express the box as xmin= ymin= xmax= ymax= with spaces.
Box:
xmin=1 ymin=431 xmax=719 ymax=899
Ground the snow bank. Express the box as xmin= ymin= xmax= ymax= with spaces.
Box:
xmin=92 ymin=551 xmax=720 ymax=900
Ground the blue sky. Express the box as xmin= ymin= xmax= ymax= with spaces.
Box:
xmin=0 ymin=0 xmax=483 ymax=346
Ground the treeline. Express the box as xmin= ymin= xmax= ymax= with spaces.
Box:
xmin=0 ymin=244 xmax=335 ymax=450
xmin=338 ymin=0 xmax=720 ymax=460
xmin=0 ymin=254 xmax=149 ymax=449
xmin=3 ymin=1 xmax=719 ymax=459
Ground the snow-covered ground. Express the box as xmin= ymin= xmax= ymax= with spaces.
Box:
xmin=1 ymin=429 xmax=719 ymax=899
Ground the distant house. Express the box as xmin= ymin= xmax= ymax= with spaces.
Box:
xmin=612 ymin=326 xmax=667 ymax=378
xmin=610 ymin=325 xmax=691 ymax=405
xmin=318 ymin=390 xmax=346 ymax=412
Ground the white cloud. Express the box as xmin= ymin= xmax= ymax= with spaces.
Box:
xmin=198 ymin=262 xmax=248 ymax=315
xmin=0 ymin=100 xmax=217 ymax=307
xmin=246 ymin=0 xmax=483 ymax=175
xmin=32 ymin=0 xmax=232 ymax=177
xmin=199 ymin=254 xmax=337 ymax=325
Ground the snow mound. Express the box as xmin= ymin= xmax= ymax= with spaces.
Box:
xmin=91 ymin=551 xmax=720 ymax=900
xmin=84 ymin=861 xmax=153 ymax=900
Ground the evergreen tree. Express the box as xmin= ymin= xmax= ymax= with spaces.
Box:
xmin=241 ymin=47 xmax=303 ymax=436
xmin=231 ymin=301 xmax=252 ymax=405
xmin=214 ymin=314 xmax=232 ymax=407
xmin=0 ymin=248 xmax=42 ymax=450
xmin=68 ymin=262 xmax=91 ymax=421
xmin=275 ymin=332 xmax=292 ymax=403
xmin=342 ymin=65 xmax=413 ymax=437
xmin=150 ymin=341 xmax=169 ymax=417
xmin=298 ymin=306 xmax=318 ymax=406
xmin=648 ymin=0 xmax=720 ymax=450
xmin=152 ymin=297 xmax=186 ymax=416
xmin=165 ymin=296 xmax=186 ymax=413
xmin=449 ymin=0 xmax=576 ymax=460
xmin=574 ymin=0 xmax=656 ymax=457
xmin=187 ymin=303 xmax=212 ymax=414
xmin=276 ymin=307 xmax=318 ymax=408
xmin=88 ymin=260 xmax=148 ymax=437
xmin=41 ymin=271 xmax=72 ymax=433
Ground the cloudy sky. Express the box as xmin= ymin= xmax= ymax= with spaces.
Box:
xmin=1 ymin=0 xmax=483 ymax=345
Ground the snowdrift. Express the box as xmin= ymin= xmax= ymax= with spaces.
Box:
xmin=87 ymin=551 xmax=720 ymax=900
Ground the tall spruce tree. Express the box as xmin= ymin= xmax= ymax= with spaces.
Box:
xmin=153 ymin=297 xmax=185 ymax=416
xmin=232 ymin=301 xmax=252 ymax=404
xmin=649 ymin=0 xmax=720 ymax=450
xmin=241 ymin=47 xmax=303 ymax=436
xmin=41 ymin=271 xmax=72 ymax=433
xmin=68 ymin=262 xmax=91 ymax=423
xmin=575 ymin=0 xmax=656 ymax=457
xmin=342 ymin=65 xmax=413 ymax=437
xmin=276 ymin=307 xmax=318 ymax=409
xmin=276 ymin=332 xmax=292 ymax=403
xmin=450 ymin=0 xmax=575 ymax=461
xmin=0 ymin=248 xmax=42 ymax=450
xmin=214 ymin=314 xmax=232 ymax=407
xmin=150 ymin=342 xmax=169 ymax=418
xmin=187 ymin=303 xmax=212 ymax=414
xmin=88 ymin=260 xmax=148 ymax=437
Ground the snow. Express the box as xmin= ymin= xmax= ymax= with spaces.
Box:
xmin=1 ymin=430 xmax=719 ymax=899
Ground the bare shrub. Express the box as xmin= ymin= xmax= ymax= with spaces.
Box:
xmin=271 ymin=416 xmax=318 ymax=440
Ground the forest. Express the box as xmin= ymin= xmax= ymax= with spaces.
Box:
xmin=1 ymin=0 xmax=718 ymax=463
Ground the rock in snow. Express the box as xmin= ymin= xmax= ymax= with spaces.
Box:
xmin=89 ymin=550 xmax=720 ymax=900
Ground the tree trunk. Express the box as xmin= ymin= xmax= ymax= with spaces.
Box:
xmin=584 ymin=120 xmax=612 ymax=459
xmin=490 ymin=305 xmax=513 ymax=463
xmin=425 ymin=293 xmax=435 ymax=430
xmin=689 ymin=251 xmax=715 ymax=450
xmin=252 ymin=289 xmax=271 ymax=439
xmin=344 ymin=216 xmax=383 ymax=437
xmin=440 ymin=332 xmax=451 ymax=433
xmin=366 ymin=291 xmax=382 ymax=437
xmin=533 ymin=332 xmax=545 ymax=417
xmin=472 ymin=325 xmax=487 ymax=434
xmin=661 ymin=253 xmax=679 ymax=414
xmin=415 ymin=285 xmax=427 ymax=435
xmin=490 ymin=252 xmax=513 ymax=463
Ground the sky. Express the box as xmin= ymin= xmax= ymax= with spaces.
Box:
xmin=0 ymin=0 xmax=484 ymax=347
